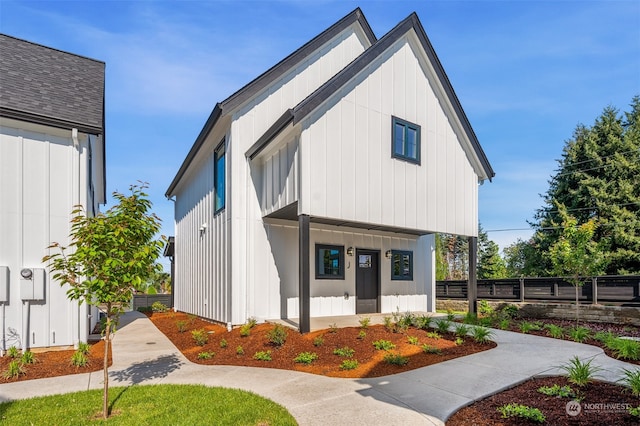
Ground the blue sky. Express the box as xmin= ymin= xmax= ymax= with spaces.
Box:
xmin=2 ymin=0 xmax=639 ymax=269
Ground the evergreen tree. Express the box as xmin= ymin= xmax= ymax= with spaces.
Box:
xmin=435 ymin=234 xmax=448 ymax=280
xmin=531 ymin=97 xmax=640 ymax=275
xmin=503 ymin=238 xmax=543 ymax=277
xmin=477 ymin=225 xmax=507 ymax=279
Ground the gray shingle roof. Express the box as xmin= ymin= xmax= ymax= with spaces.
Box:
xmin=0 ymin=34 xmax=105 ymax=134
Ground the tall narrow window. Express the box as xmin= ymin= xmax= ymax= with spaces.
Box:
xmin=392 ymin=116 xmax=421 ymax=164
xmin=391 ymin=250 xmax=413 ymax=280
xmin=214 ymin=141 xmax=225 ymax=213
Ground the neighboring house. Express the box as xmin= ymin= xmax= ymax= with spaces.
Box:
xmin=166 ymin=9 xmax=494 ymax=331
xmin=0 ymin=34 xmax=106 ymax=350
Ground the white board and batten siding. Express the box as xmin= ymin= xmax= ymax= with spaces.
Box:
xmin=299 ymin=33 xmax=479 ymax=238
xmin=0 ymin=119 xmax=100 ymax=348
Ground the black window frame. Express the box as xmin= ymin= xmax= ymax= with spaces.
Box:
xmin=315 ymin=244 xmax=345 ymax=280
xmin=391 ymin=250 xmax=413 ymax=281
xmin=392 ymin=116 xmax=421 ymax=164
xmin=214 ymin=139 xmax=225 ymax=214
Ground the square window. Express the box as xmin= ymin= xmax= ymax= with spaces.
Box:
xmin=316 ymin=244 xmax=345 ymax=279
xmin=214 ymin=140 xmax=225 ymax=213
xmin=392 ymin=116 xmax=421 ymax=164
xmin=391 ymin=250 xmax=413 ymax=280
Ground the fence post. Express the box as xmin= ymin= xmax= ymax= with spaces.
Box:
xmin=519 ymin=278 xmax=525 ymax=303
xmin=592 ymin=277 xmax=598 ymax=305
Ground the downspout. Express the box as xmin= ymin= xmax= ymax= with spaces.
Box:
xmin=72 ymin=128 xmax=81 ymax=348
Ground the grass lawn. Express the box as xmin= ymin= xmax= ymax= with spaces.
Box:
xmin=0 ymin=384 xmax=297 ymax=425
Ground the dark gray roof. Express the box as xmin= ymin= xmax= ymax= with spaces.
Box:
xmin=0 ymin=34 xmax=105 ymax=135
xmin=250 ymin=13 xmax=494 ymax=181
xmin=166 ymin=8 xmax=376 ymax=197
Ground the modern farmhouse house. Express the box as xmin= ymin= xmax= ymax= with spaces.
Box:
xmin=0 ymin=34 xmax=105 ymax=350
xmin=166 ymin=9 xmax=494 ymax=332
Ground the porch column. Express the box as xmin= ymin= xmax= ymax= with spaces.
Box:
xmin=298 ymin=214 xmax=310 ymax=333
xmin=468 ymin=236 xmax=478 ymax=314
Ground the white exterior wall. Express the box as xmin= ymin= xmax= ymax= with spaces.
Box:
xmin=260 ymin=137 xmax=299 ymax=216
xmin=0 ymin=119 xmax=101 ymax=349
xmin=257 ymin=221 xmax=434 ymax=320
xmin=299 ymin=33 xmax=479 ymax=237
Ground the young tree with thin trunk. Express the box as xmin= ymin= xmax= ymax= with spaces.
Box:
xmin=43 ymin=183 xmax=164 ymax=419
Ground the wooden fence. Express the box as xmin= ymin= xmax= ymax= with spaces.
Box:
xmin=436 ymin=275 xmax=640 ymax=305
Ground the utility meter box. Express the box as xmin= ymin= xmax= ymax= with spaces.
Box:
xmin=20 ymin=268 xmax=45 ymax=301
xmin=0 ymin=266 xmax=8 ymax=302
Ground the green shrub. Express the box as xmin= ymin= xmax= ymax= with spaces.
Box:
xmin=421 ymin=344 xmax=442 ymax=354
xmin=358 ymin=317 xmax=371 ymax=329
xmin=333 ymin=347 xmax=355 ymax=358
xmin=478 ymin=300 xmax=494 ymax=316
xmin=313 ymin=336 xmax=324 ymax=347
xmin=3 ymin=360 xmax=25 ymax=379
xmin=455 ymin=337 xmax=464 ymax=346
xmin=425 ymin=331 xmax=441 ymax=340
xmin=294 ymin=352 xmax=318 ymax=365
xmin=136 ymin=306 xmax=152 ymax=313
xmin=339 ymin=359 xmax=359 ymax=370
xmin=413 ymin=315 xmax=431 ymax=330
xmin=478 ymin=316 xmax=493 ymax=327
xmin=454 ymin=324 xmax=470 ymax=337
xmin=197 ymin=351 xmax=215 ymax=360
xmin=372 ymin=340 xmax=396 ymax=351
xmin=20 ymin=350 xmax=36 ymax=365
xmin=151 ymin=301 xmax=168 ymax=312
xmin=560 ymin=356 xmax=601 ymax=387
xmin=267 ymin=324 xmax=288 ymax=346
xmin=498 ymin=318 xmax=511 ymax=330
xmin=383 ymin=316 xmax=395 ymax=332
xmin=253 ymin=351 xmax=272 ymax=361
xmin=499 ymin=304 xmax=519 ymax=319
xmin=219 ymin=338 xmax=228 ymax=348
xmin=176 ymin=320 xmax=188 ymax=333
xmin=629 ymin=406 xmax=640 ymax=418
xmin=191 ymin=329 xmax=209 ymax=346
xmin=568 ymin=326 xmax=591 ymax=343
xmin=463 ymin=312 xmax=478 ymax=325
xmin=471 ymin=326 xmax=494 ymax=344
xmin=435 ymin=319 xmax=451 ymax=334
xmin=594 ymin=331 xmax=617 ymax=345
xmin=446 ymin=310 xmax=456 ymax=321
xmin=239 ymin=324 xmax=252 ymax=337
xmin=357 ymin=330 xmax=367 ymax=340
xmin=236 ymin=346 xmax=244 ymax=355
xmin=383 ymin=352 xmax=408 ymax=366
xmin=544 ymin=324 xmax=565 ymax=339
xmin=407 ymin=336 xmax=419 ymax=345
xmin=497 ymin=403 xmax=545 ymax=423
xmin=71 ymin=351 xmax=88 ymax=367
xmin=7 ymin=346 xmax=20 ymax=358
xmin=537 ymin=384 xmax=574 ymax=398
xmin=610 ymin=338 xmax=640 ymax=361
xmin=77 ymin=342 xmax=91 ymax=355
xmin=621 ymin=368 xmax=640 ymax=396
xmin=519 ymin=321 xmax=540 ymax=334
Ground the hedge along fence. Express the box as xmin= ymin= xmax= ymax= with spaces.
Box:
xmin=436 ymin=275 xmax=640 ymax=305
xmin=132 ymin=294 xmax=172 ymax=311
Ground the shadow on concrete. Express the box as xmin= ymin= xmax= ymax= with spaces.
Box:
xmin=110 ymin=353 xmax=184 ymax=384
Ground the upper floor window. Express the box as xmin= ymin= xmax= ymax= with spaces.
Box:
xmin=391 ymin=250 xmax=413 ymax=280
xmin=316 ymin=244 xmax=345 ymax=279
xmin=214 ymin=140 xmax=225 ymax=213
xmin=392 ymin=116 xmax=420 ymax=164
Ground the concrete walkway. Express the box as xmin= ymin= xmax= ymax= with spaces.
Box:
xmin=1 ymin=312 xmax=638 ymax=425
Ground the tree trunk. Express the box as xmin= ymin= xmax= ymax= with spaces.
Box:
xmin=575 ymin=283 xmax=580 ymax=325
xmin=103 ymin=313 xmax=111 ymax=419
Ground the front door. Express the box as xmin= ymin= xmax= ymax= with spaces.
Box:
xmin=356 ymin=249 xmax=380 ymax=314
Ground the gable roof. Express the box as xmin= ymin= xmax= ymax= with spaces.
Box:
xmin=248 ymin=12 xmax=495 ymax=181
xmin=166 ymin=8 xmax=376 ymax=197
xmin=0 ymin=34 xmax=105 ymax=135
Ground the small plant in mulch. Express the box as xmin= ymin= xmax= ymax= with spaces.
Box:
xmin=253 ymin=350 xmax=272 ymax=361
xmin=435 ymin=319 xmax=452 ymax=334
xmin=537 ymin=384 xmax=574 ymax=398
xmin=20 ymin=350 xmax=36 ymax=365
xmin=176 ymin=320 xmax=188 ymax=333
xmin=339 ymin=359 xmax=358 ymax=370
xmin=560 ymin=356 xmax=602 ymax=387
xmin=383 ymin=352 xmax=408 ymax=366
xmin=407 ymin=335 xmax=419 ymax=345
xmin=358 ymin=317 xmax=370 ymax=329
xmin=609 ymin=338 xmax=640 ymax=361
xmin=7 ymin=346 xmax=20 ymax=358
xmin=621 ymin=368 xmax=640 ymax=396
xmin=544 ymin=324 xmax=565 ymax=339
xmin=498 ymin=318 xmax=511 ymax=330
xmin=357 ymin=330 xmax=367 ymax=340
xmin=519 ymin=321 xmax=541 ymax=334
xmin=372 ymin=340 xmax=396 ymax=351
xmin=219 ymin=338 xmax=228 ymax=348
xmin=421 ymin=344 xmax=442 ymax=355
xmin=425 ymin=331 xmax=441 ymax=340
xmin=70 ymin=351 xmax=88 ymax=367
xmin=383 ymin=316 xmax=395 ymax=332
xmin=191 ymin=329 xmax=209 ymax=346
xmin=497 ymin=403 xmax=545 ymax=423
xmin=470 ymin=326 xmax=494 ymax=344
xmin=267 ymin=324 xmax=288 ymax=346
xmin=629 ymin=406 xmax=640 ymax=418
xmin=313 ymin=335 xmax=324 ymax=347
xmin=454 ymin=324 xmax=470 ymax=337
xmin=77 ymin=342 xmax=91 ymax=355
xmin=412 ymin=315 xmax=431 ymax=330
xmin=396 ymin=311 xmax=415 ymax=333
xmin=293 ymin=352 xmax=318 ymax=365
xmin=197 ymin=351 xmax=215 ymax=360
xmin=240 ymin=317 xmax=257 ymax=337
xmin=151 ymin=301 xmax=168 ymax=313
xmin=463 ymin=312 xmax=478 ymax=325
xmin=3 ymin=360 xmax=25 ymax=379
xmin=455 ymin=337 xmax=464 ymax=346
xmin=333 ymin=347 xmax=355 ymax=358
xmin=236 ymin=346 xmax=244 ymax=355
xmin=187 ymin=313 xmax=197 ymax=324
xmin=328 ymin=323 xmax=338 ymax=333
xmin=568 ymin=326 xmax=591 ymax=343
